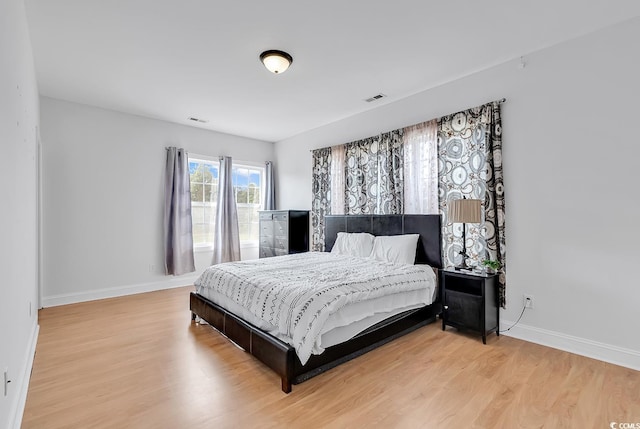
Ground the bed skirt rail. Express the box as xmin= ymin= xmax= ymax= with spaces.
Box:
xmin=190 ymin=292 xmax=296 ymax=392
xmin=190 ymin=292 xmax=440 ymax=393
xmin=292 ymin=303 xmax=439 ymax=384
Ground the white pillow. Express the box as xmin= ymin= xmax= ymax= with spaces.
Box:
xmin=369 ymin=234 xmax=420 ymax=265
xmin=330 ymin=232 xmax=376 ymax=258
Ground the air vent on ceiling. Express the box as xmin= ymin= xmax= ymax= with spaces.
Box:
xmin=188 ymin=117 xmax=208 ymax=123
xmin=364 ymin=93 xmax=387 ymax=103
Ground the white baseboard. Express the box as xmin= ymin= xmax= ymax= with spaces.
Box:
xmin=10 ymin=322 xmax=39 ymax=429
xmin=41 ymin=276 xmax=199 ymax=307
xmin=501 ymin=319 xmax=640 ymax=371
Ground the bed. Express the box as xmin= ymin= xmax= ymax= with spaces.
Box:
xmin=189 ymin=214 xmax=443 ymax=393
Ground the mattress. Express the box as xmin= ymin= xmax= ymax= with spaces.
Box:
xmin=195 ymin=252 xmax=437 ymax=364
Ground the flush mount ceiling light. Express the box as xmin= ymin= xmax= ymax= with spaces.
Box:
xmin=259 ymin=50 xmax=293 ymax=74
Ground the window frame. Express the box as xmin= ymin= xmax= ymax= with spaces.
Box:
xmin=188 ymin=154 xmax=265 ymax=251
xmin=231 ymin=162 xmax=265 ymax=249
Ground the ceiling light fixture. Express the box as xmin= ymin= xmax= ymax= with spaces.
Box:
xmin=259 ymin=50 xmax=293 ymax=74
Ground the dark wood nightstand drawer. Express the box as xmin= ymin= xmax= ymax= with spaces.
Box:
xmin=444 ymin=290 xmax=482 ymax=330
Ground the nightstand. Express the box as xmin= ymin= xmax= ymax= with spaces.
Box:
xmin=441 ymin=268 xmax=499 ymax=344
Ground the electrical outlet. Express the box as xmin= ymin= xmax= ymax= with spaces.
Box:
xmin=524 ymin=294 xmax=534 ymax=309
xmin=149 ymin=264 xmax=156 ymax=273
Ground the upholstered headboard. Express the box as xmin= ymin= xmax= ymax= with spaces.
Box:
xmin=324 ymin=214 xmax=443 ymax=268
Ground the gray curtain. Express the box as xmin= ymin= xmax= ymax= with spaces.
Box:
xmin=311 ymin=147 xmax=331 ymax=251
xmin=264 ymin=161 xmax=275 ymax=210
xmin=212 ymin=156 xmax=241 ymax=264
xmin=163 ymin=147 xmax=195 ymax=275
xmin=438 ymin=101 xmax=506 ymax=307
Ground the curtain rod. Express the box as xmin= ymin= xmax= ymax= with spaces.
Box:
xmin=307 ymin=97 xmax=507 ymax=153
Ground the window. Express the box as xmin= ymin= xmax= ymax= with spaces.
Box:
xmin=189 ymin=156 xmax=264 ymax=248
xmin=232 ymin=166 xmax=263 ymax=245
xmin=189 ymin=159 xmax=218 ymax=246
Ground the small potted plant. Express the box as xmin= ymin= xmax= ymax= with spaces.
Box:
xmin=481 ymin=259 xmax=501 ymax=274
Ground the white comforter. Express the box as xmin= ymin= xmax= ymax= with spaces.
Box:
xmin=194 ymin=252 xmax=436 ymax=364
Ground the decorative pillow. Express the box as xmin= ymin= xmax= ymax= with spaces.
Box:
xmin=330 ymin=232 xmax=376 ymax=258
xmin=369 ymin=234 xmax=420 ymax=265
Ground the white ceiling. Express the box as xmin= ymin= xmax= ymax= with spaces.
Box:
xmin=25 ymin=0 xmax=640 ymax=142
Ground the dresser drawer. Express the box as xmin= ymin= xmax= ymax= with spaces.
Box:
xmin=274 ymin=248 xmax=288 ymax=256
xmin=259 ymin=212 xmax=274 ymax=221
xmin=259 ymin=247 xmax=275 ymax=258
xmin=260 ymin=222 xmax=274 ymax=236
xmin=260 ymin=235 xmax=273 ymax=247
xmin=273 ymin=221 xmax=287 ymax=237
xmin=274 ymin=236 xmax=288 ymax=250
xmin=273 ymin=213 xmax=289 ymax=222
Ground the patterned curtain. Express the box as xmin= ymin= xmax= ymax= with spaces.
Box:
xmin=377 ymin=130 xmax=404 ymax=214
xmin=485 ymin=103 xmax=506 ymax=307
xmin=344 ymin=130 xmax=404 ymax=214
xmin=345 ymin=137 xmax=377 ymax=214
xmin=438 ymin=101 xmax=506 ymax=307
xmin=311 ymin=147 xmax=331 ymax=251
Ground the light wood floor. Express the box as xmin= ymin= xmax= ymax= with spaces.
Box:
xmin=23 ymin=287 xmax=640 ymax=429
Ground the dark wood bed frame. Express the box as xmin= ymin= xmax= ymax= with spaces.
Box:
xmin=190 ymin=214 xmax=443 ymax=393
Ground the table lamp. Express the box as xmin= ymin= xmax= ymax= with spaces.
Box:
xmin=448 ymin=197 xmax=482 ymax=270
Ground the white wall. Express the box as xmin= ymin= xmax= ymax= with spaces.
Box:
xmin=0 ymin=0 xmax=40 ymax=427
xmin=275 ymin=18 xmax=640 ymax=369
xmin=40 ymin=97 xmax=274 ymax=306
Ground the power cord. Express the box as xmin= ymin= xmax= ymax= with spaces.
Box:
xmin=499 ymin=301 xmax=528 ymax=333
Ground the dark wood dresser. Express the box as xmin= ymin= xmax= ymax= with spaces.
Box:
xmin=259 ymin=210 xmax=309 ymax=258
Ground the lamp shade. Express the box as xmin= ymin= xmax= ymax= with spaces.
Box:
xmin=449 ymin=198 xmax=482 ymax=223
xmin=260 ymin=50 xmax=293 ymax=74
